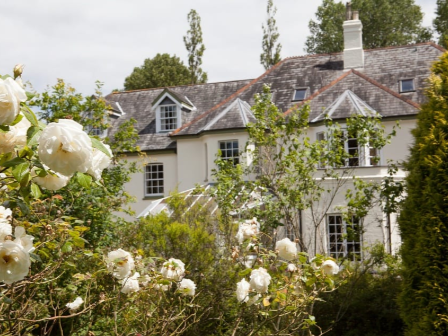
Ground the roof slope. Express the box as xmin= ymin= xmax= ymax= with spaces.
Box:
xmin=173 ymin=43 xmax=442 ymax=136
xmin=107 ymin=43 xmax=443 ymax=150
xmin=106 ymin=79 xmax=252 ymax=150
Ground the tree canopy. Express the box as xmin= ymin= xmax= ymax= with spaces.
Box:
xmin=123 ymin=53 xmax=191 ymax=91
xmin=434 ymin=0 xmax=448 ymax=48
xmin=260 ymin=0 xmax=282 ymax=70
xmin=184 ymin=9 xmax=207 ymax=84
xmin=305 ymin=0 xmax=432 ymax=54
xmin=398 ymin=52 xmax=448 ymax=335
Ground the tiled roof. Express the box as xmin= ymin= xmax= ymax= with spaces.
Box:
xmin=106 ymin=79 xmax=252 ymax=151
xmin=107 ymin=43 xmax=444 ymax=150
xmin=311 ymin=89 xmax=379 ymax=122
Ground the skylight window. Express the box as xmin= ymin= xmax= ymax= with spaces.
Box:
xmin=293 ymin=88 xmax=307 ymax=101
xmin=400 ymin=79 xmax=415 ymax=93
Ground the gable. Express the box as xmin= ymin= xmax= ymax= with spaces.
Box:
xmin=160 ymin=97 xmax=176 ymax=105
xmin=307 ymin=71 xmax=419 ymax=122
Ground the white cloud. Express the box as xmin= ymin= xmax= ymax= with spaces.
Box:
xmin=0 ymin=0 xmax=436 ymax=96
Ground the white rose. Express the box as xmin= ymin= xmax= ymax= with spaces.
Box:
xmin=235 ymin=218 xmax=260 ymax=244
xmin=11 ymin=115 xmax=31 ymax=147
xmin=0 ymin=128 xmax=17 ymax=154
xmin=321 ymin=260 xmax=340 ymax=276
xmin=0 ymin=115 xmax=30 ymax=154
xmin=14 ymin=226 xmax=34 ymax=253
xmin=160 ymin=258 xmax=185 ymax=281
xmin=66 ymin=296 xmax=84 ymax=310
xmin=247 ymin=293 xmax=261 ymax=306
xmin=121 ymin=272 xmax=140 ymax=294
xmin=86 ymin=144 xmax=112 ymax=180
xmin=107 ymin=249 xmax=135 ymax=280
xmin=249 ymin=267 xmax=271 ymax=294
xmin=0 ymin=77 xmax=27 ymax=125
xmin=33 ymin=166 xmax=71 ymax=191
xmin=178 ymin=278 xmax=196 ymax=296
xmin=275 ymin=238 xmax=297 ymax=261
xmin=287 ymin=263 xmax=298 ymax=272
xmin=236 ymin=278 xmax=250 ymax=303
xmin=0 ymin=241 xmax=30 ymax=284
xmin=0 ymin=206 xmax=12 ymax=224
xmin=0 ymin=223 xmax=12 ymax=242
xmin=243 ymin=254 xmax=257 ymax=269
xmin=38 ymin=119 xmax=92 ymax=176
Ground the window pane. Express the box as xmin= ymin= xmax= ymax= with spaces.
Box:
xmin=145 ymin=164 xmax=164 ymax=195
xmin=400 ymin=79 xmax=414 ymax=92
xmin=328 ymin=215 xmax=362 ymax=260
xmin=219 ymin=140 xmax=240 ymax=166
xmin=293 ymin=89 xmax=307 ymax=101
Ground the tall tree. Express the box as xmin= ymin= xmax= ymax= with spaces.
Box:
xmin=398 ymin=53 xmax=448 ymax=335
xmin=123 ymin=53 xmax=191 ymax=91
xmin=434 ymin=0 xmax=448 ymax=48
xmin=184 ymin=9 xmax=207 ymax=84
xmin=260 ymin=0 xmax=282 ymax=70
xmin=305 ymin=0 xmax=432 ymax=54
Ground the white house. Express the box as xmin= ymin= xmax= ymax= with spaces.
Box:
xmin=105 ymin=12 xmax=444 ymax=257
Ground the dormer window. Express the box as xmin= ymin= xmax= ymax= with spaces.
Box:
xmin=400 ymin=79 xmax=415 ymax=93
xmin=153 ymin=89 xmax=195 ymax=133
xmin=292 ymin=88 xmax=307 ymax=101
xmin=160 ymin=105 xmax=178 ymax=131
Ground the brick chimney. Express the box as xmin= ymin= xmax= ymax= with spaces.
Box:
xmin=343 ymin=3 xmax=364 ymax=69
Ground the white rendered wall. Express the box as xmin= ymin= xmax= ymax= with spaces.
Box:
xmin=280 ymin=118 xmax=415 ymax=255
xmin=176 ymin=131 xmax=251 ymax=191
xmin=122 ymin=153 xmax=178 ymax=217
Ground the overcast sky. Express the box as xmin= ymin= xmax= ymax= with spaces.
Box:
xmin=0 ymin=0 xmax=438 ymax=96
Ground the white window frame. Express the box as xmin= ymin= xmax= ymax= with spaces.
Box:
xmin=157 ymin=104 xmax=178 ymax=132
xmin=90 ymin=126 xmax=108 ymax=138
xmin=316 ymin=130 xmax=381 ymax=168
xmin=327 ymin=214 xmax=362 ymax=261
xmin=219 ymin=140 xmax=240 ymax=166
xmin=144 ymin=163 xmax=164 ymax=197
xmin=153 ymin=92 xmax=184 ymax=133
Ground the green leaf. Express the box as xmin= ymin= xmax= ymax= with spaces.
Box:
xmin=29 ymin=252 xmax=42 ymax=262
xmin=16 ymin=199 xmax=30 ymax=215
xmin=76 ymin=172 xmax=92 ymax=189
xmin=30 ymin=183 xmax=42 ymax=199
xmin=0 ymin=125 xmax=10 ymax=133
xmin=20 ymin=105 xmax=39 ymax=127
xmin=61 ymin=242 xmax=73 ymax=253
xmin=26 ymin=91 xmax=35 ymax=100
xmin=91 ymin=137 xmax=112 ymax=157
xmin=0 ymin=157 xmax=26 ymax=168
xmin=26 ymin=126 xmax=42 ymax=146
xmin=73 ymin=236 xmax=85 ymax=248
xmin=9 ymin=114 xmax=23 ymax=126
xmin=12 ymin=162 xmax=30 ymax=183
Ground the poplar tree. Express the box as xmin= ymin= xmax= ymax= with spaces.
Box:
xmin=434 ymin=0 xmax=448 ymax=48
xmin=398 ymin=52 xmax=448 ymax=335
xmin=260 ymin=0 xmax=282 ymax=70
xmin=184 ymin=9 xmax=207 ymax=84
xmin=305 ymin=0 xmax=432 ymax=54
